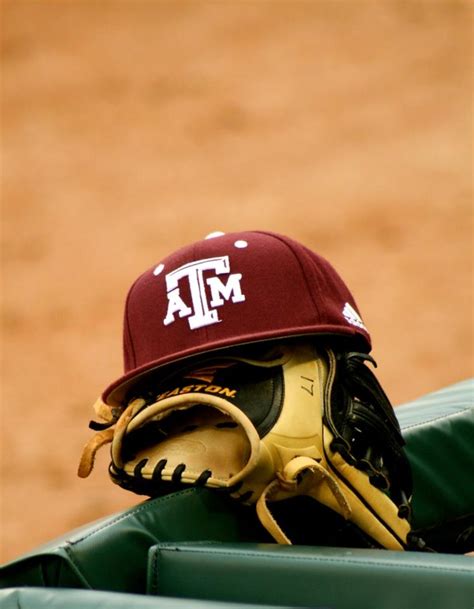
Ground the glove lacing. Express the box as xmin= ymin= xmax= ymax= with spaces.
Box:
xmin=78 ymin=397 xmax=146 ymax=478
xmin=256 ymin=456 xmax=352 ymax=544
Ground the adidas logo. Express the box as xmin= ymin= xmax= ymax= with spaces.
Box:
xmin=342 ymin=302 xmax=367 ymax=331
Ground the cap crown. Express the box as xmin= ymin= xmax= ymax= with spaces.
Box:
xmin=104 ymin=231 xmax=370 ymax=404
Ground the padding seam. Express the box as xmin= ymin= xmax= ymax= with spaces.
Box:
xmin=68 ymin=488 xmax=200 ymax=545
xmin=149 ymin=549 xmax=160 ymax=595
xmin=400 ymin=407 xmax=472 ymax=433
xmin=63 ymin=545 xmax=94 ymax=589
xmin=158 ymin=547 xmax=474 ymax=575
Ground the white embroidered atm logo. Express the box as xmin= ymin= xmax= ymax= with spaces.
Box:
xmin=162 ymin=256 xmax=246 ymax=330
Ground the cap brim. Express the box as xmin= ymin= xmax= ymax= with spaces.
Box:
xmin=102 ymin=324 xmax=370 ymax=406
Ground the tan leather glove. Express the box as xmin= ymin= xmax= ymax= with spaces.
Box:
xmin=78 ymin=341 xmax=413 ymax=550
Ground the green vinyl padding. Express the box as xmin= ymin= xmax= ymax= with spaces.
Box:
xmin=0 ymin=378 xmax=472 ymax=596
xmin=0 ymin=587 xmax=290 ymax=609
xmin=397 ymin=378 xmax=474 ymax=532
xmin=149 ymin=542 xmax=474 ymax=609
xmin=0 ymin=489 xmax=268 ymax=593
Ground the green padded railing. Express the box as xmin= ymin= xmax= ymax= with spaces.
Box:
xmin=0 ymin=378 xmax=472 ymax=602
xmin=397 ymin=378 xmax=474 ymax=543
xmin=0 ymin=587 xmax=289 ymax=609
xmin=0 ymin=489 xmax=267 ymax=593
xmin=148 ymin=542 xmax=474 ymax=609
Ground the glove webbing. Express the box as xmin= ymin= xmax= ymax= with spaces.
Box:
xmin=326 ymin=351 xmax=412 ymax=517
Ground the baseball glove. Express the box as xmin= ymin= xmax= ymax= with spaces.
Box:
xmin=78 ymin=341 xmax=414 ymax=550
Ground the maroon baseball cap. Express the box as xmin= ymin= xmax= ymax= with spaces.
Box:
xmin=103 ymin=230 xmax=371 ymax=405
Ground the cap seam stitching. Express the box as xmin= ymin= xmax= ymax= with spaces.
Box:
xmin=254 ymin=231 xmax=322 ymax=322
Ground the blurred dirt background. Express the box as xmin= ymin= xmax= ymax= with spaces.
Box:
xmin=1 ymin=1 xmax=472 ymax=563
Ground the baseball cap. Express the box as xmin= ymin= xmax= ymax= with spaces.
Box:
xmin=103 ymin=230 xmax=371 ymax=405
